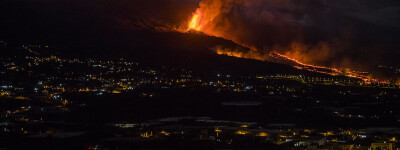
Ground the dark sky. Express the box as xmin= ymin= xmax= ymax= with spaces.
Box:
xmin=1 ymin=0 xmax=400 ymax=68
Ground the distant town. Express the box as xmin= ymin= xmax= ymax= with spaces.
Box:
xmin=0 ymin=41 xmax=400 ymax=150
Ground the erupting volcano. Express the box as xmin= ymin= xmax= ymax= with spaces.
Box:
xmin=184 ymin=3 xmax=393 ymax=85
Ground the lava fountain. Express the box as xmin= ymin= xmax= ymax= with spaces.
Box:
xmin=188 ymin=14 xmax=201 ymax=31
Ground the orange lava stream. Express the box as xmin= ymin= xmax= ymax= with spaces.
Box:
xmin=270 ymin=52 xmax=343 ymax=74
xmin=187 ymin=14 xmax=201 ymax=31
xmin=269 ymin=52 xmax=391 ymax=84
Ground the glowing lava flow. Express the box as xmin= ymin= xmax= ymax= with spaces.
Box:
xmin=270 ymin=52 xmax=343 ymax=74
xmin=217 ymin=48 xmax=391 ymax=84
xmin=269 ymin=52 xmax=383 ymax=83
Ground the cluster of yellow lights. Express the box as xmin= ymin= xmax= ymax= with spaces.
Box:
xmin=0 ymin=91 xmax=9 ymax=96
xmin=141 ymin=132 xmax=153 ymax=138
xmin=160 ymin=130 xmax=170 ymax=136
xmin=235 ymin=130 xmax=248 ymax=135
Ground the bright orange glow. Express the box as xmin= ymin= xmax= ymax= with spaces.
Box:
xmin=270 ymin=52 xmax=342 ymax=74
xmin=215 ymin=47 xmax=391 ymax=84
xmin=269 ymin=52 xmax=391 ymax=84
xmin=188 ymin=14 xmax=201 ymax=31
